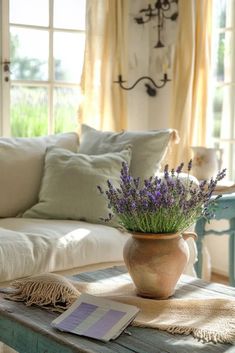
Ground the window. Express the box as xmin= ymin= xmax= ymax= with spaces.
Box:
xmin=208 ymin=0 xmax=235 ymax=180
xmin=1 ymin=0 xmax=86 ymax=137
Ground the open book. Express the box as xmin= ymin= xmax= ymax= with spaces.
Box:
xmin=51 ymin=293 xmax=139 ymax=342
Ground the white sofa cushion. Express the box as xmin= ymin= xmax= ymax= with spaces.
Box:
xmin=0 ymin=132 xmax=79 ymax=217
xmin=0 ymin=218 xmax=129 ymax=284
xmin=0 ymin=218 xmax=197 ymax=285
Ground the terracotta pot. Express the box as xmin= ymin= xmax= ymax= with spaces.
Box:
xmin=123 ymin=231 xmax=197 ymax=299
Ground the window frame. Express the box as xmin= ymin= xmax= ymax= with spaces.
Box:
xmin=209 ymin=0 xmax=235 ymax=180
xmin=0 ymin=0 xmax=86 ymax=137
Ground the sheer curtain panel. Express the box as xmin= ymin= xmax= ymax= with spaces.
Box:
xmin=78 ymin=0 xmax=129 ymax=131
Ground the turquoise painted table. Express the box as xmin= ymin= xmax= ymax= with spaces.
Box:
xmin=0 ymin=266 xmax=235 ymax=353
xmin=195 ymin=192 xmax=235 ymax=286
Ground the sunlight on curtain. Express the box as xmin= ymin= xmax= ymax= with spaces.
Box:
xmin=78 ymin=0 xmax=129 ymax=132
xmin=169 ymin=0 xmax=212 ymax=167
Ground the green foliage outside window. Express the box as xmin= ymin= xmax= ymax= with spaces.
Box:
xmin=10 ymin=34 xmax=78 ymax=137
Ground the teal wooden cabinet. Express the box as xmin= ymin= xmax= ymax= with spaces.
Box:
xmin=195 ymin=193 xmax=235 ymax=286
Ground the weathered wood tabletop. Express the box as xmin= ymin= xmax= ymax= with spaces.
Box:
xmin=0 ymin=266 xmax=235 ymax=353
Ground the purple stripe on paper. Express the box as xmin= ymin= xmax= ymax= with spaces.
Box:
xmin=56 ymin=303 xmax=98 ymax=331
xmin=83 ymin=309 xmax=126 ymax=339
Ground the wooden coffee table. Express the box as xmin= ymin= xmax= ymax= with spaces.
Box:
xmin=0 ymin=266 xmax=235 ymax=353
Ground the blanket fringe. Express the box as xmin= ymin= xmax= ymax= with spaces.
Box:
xmin=132 ymin=322 xmax=235 ymax=344
xmin=4 ymin=274 xmax=80 ymax=312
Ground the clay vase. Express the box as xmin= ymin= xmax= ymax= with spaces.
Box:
xmin=123 ymin=231 xmax=197 ymax=299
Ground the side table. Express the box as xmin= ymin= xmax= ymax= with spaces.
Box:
xmin=195 ymin=192 xmax=235 ymax=286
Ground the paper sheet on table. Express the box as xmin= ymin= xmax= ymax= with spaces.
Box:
xmin=51 ymin=293 xmax=139 ymax=342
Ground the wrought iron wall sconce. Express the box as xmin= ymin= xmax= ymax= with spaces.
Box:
xmin=114 ymin=73 xmax=171 ymax=97
xmin=135 ymin=0 xmax=178 ymax=48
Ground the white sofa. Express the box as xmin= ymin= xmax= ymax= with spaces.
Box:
xmin=0 ymin=126 xmax=198 ymax=287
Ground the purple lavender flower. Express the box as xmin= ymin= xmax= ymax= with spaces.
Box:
xmin=176 ymin=162 xmax=184 ymax=174
xmin=164 ymin=164 xmax=169 ymax=179
xmin=97 ymin=185 xmax=104 ymax=194
xmin=187 ymin=159 xmax=193 ymax=171
xmin=98 ymin=161 xmax=226 ymax=233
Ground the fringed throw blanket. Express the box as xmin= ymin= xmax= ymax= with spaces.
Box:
xmin=4 ymin=273 xmax=235 ymax=344
xmin=4 ymin=273 xmax=80 ymax=312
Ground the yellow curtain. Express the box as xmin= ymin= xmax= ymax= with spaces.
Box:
xmin=78 ymin=0 xmax=129 ymax=132
xmin=169 ymin=0 xmax=212 ymax=167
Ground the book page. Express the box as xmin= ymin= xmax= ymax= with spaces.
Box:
xmin=51 ymin=293 xmax=139 ymax=342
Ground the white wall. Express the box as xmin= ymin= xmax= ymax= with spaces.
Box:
xmin=127 ymin=0 xmax=150 ymax=131
xmin=126 ymin=0 xmax=175 ymax=131
xmin=204 ymin=220 xmax=229 ymax=276
xmin=126 ymin=0 xmax=229 ymax=277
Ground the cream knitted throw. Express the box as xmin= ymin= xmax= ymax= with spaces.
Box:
xmin=4 ymin=273 xmax=80 ymax=312
xmin=4 ymin=273 xmax=235 ymax=344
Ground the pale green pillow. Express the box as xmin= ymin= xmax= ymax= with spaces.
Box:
xmin=23 ymin=147 xmax=131 ymax=225
xmin=78 ymin=124 xmax=178 ymax=181
xmin=0 ymin=132 xmax=79 ymax=218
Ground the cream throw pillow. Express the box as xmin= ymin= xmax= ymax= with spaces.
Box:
xmin=23 ymin=147 xmax=132 ymax=225
xmin=78 ymin=124 xmax=179 ymax=181
xmin=0 ymin=132 xmax=79 ymax=217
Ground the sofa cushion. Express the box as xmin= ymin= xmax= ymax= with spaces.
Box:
xmin=0 ymin=132 xmax=79 ymax=218
xmin=0 ymin=218 xmax=197 ymax=284
xmin=23 ymin=147 xmax=131 ymax=225
xmin=0 ymin=218 xmax=129 ymax=283
xmin=78 ymin=124 xmax=179 ymax=181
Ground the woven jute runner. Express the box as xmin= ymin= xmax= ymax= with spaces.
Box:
xmin=73 ymin=279 xmax=235 ymax=344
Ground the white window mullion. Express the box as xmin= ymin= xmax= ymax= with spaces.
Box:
xmin=0 ymin=0 xmax=3 ymax=135
xmin=210 ymin=0 xmax=235 ymax=180
xmin=229 ymin=2 xmax=235 ymax=178
xmin=48 ymin=0 xmax=54 ymax=134
xmin=1 ymin=0 xmax=10 ymax=136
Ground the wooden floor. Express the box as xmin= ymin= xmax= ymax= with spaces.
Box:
xmin=211 ymin=272 xmax=229 ymax=285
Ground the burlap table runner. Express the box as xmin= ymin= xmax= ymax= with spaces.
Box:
xmin=73 ymin=279 xmax=235 ymax=344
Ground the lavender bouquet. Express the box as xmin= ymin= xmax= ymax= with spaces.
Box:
xmin=97 ymin=160 xmax=226 ymax=234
